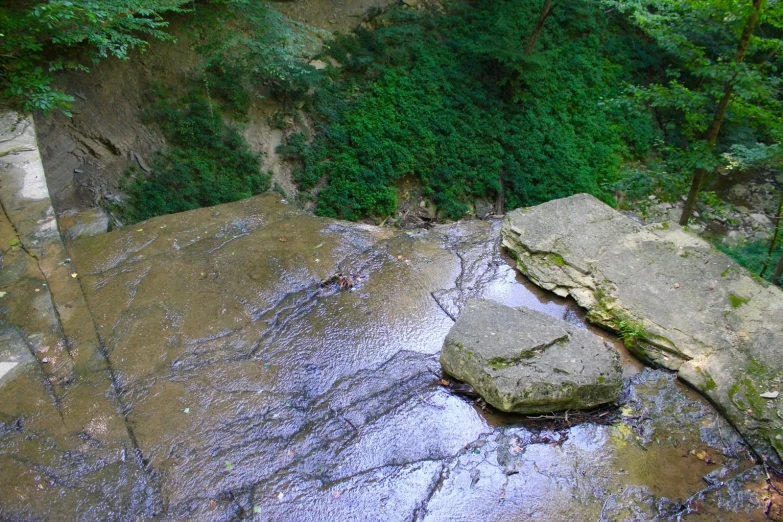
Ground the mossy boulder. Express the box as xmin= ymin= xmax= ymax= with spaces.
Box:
xmin=440 ymin=299 xmax=622 ymax=414
xmin=501 ymin=194 xmax=783 ymax=466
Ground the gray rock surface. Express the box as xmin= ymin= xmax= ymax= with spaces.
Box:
xmin=1 ymin=180 xmax=777 ymax=519
xmin=3 ymin=109 xmax=779 ymax=519
xmin=441 ymin=299 xmax=622 ymax=413
xmin=501 ymin=193 xmax=783 ymax=465
xmin=58 ymin=207 xmax=110 ymax=240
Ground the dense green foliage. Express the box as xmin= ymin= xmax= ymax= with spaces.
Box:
xmin=282 ymin=1 xmax=660 ymax=220
xmin=4 ymin=0 xmax=781 ymax=246
xmin=119 ymin=1 xmax=319 ymax=223
xmin=192 ymin=0 xmax=322 ymax=116
xmin=604 ymin=0 xmax=783 ymax=209
xmin=0 ymin=0 xmax=191 ymax=114
xmin=120 ymin=88 xmax=268 ymax=223
xmin=716 ymin=240 xmax=783 ymax=286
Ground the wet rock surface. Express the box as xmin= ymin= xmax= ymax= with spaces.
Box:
xmin=441 ymin=300 xmax=622 ymax=413
xmin=1 ymin=176 xmax=782 ymax=519
xmin=501 ymin=193 xmax=783 ymax=467
xmin=0 ymin=112 xmax=156 ymax=521
xmin=58 ymin=207 xmax=110 ymax=241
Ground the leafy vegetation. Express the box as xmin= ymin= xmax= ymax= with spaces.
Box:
xmin=119 ymin=87 xmax=268 ymax=223
xmin=603 ymin=0 xmax=783 ymax=224
xmin=119 ymin=0 xmax=320 ymax=223
xmin=191 ymin=0 xmax=323 ymax=116
xmin=282 ymin=1 xmax=661 ymax=220
xmin=0 ymin=0 xmax=192 ymax=114
xmin=3 ymin=0 xmax=782 ymax=267
xmin=617 ymin=318 xmax=649 ymax=349
xmin=716 ymin=240 xmax=783 ymax=286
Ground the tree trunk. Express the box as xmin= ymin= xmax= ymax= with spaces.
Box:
xmin=773 ymin=250 xmax=783 ymax=286
xmin=761 ymin=191 xmax=783 ymax=277
xmin=494 ymin=172 xmax=505 ymax=215
xmin=504 ymin=0 xmax=556 ymax=101
xmin=524 ymin=0 xmax=555 ymax=56
xmin=679 ymin=0 xmax=764 ymax=225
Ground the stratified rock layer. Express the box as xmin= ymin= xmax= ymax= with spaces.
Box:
xmin=502 ymin=194 xmax=783 ymax=464
xmin=441 ymin=299 xmax=622 ymax=413
xmin=2 ymin=107 xmax=780 ymax=519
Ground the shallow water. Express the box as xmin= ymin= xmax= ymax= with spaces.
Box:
xmin=0 ymin=194 xmax=779 ymax=521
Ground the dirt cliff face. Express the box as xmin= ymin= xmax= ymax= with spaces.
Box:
xmin=35 ymin=29 xmax=191 ymax=215
xmin=35 ymin=0 xmax=392 ymax=221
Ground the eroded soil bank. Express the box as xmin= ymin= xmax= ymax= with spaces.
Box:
xmin=1 ymin=190 xmax=781 ymax=520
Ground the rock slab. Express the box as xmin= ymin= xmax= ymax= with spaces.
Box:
xmin=440 ymin=299 xmax=622 ymax=413
xmin=501 ymin=194 xmax=783 ymax=465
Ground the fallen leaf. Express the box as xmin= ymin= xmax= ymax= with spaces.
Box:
xmin=9 ymin=239 xmax=20 ymax=247
xmin=71 ymin=273 xmax=78 ymax=278
xmin=136 ymin=229 xmax=143 ymax=232
xmin=695 ymin=450 xmax=708 ymax=460
xmin=761 ymin=391 xmax=780 ymax=399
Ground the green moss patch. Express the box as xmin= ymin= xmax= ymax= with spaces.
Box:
xmin=728 ymin=292 xmax=750 ymax=309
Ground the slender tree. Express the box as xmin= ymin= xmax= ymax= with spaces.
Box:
xmin=773 ymin=248 xmax=783 ymax=286
xmin=524 ymin=0 xmax=555 ymax=56
xmin=679 ymin=0 xmax=763 ymax=225
xmin=605 ymin=0 xmax=783 ymax=224
xmin=761 ymin=190 xmax=783 ymax=277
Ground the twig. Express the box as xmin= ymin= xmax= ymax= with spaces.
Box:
xmin=329 ymin=407 xmax=359 ymax=436
xmin=430 ymin=292 xmax=456 ymax=321
xmin=665 ymin=482 xmax=726 ymax=520
xmin=763 ymin=461 xmax=783 ymax=496
xmin=417 ymin=393 xmax=445 ymax=410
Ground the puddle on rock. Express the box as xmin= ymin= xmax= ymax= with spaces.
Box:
xmin=1 ymin=194 xmax=780 ymax=521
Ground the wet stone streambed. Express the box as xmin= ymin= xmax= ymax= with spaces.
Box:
xmin=1 ymin=194 xmax=781 ymax=521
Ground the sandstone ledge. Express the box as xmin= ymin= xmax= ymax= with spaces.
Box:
xmin=501 ymin=194 xmax=783 ymax=465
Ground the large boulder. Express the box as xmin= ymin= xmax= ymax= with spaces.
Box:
xmin=440 ymin=299 xmax=622 ymax=413
xmin=501 ymin=194 xmax=783 ymax=465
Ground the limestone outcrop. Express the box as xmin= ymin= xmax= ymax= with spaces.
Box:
xmin=2 ymin=111 xmax=780 ymax=520
xmin=502 ymin=194 xmax=783 ymax=464
xmin=440 ymin=299 xmax=622 ymax=413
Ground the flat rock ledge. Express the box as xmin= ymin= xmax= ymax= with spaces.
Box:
xmin=501 ymin=193 xmax=783 ymax=466
xmin=440 ymin=299 xmax=622 ymax=414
